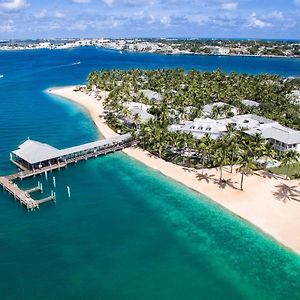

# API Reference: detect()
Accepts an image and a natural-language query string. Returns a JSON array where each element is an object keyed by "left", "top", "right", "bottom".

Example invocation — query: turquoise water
[{"left": 0, "top": 47, "right": 300, "bottom": 299}]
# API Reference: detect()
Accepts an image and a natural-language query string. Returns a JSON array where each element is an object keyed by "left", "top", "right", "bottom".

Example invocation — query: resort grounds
[{"left": 48, "top": 86, "right": 300, "bottom": 255}]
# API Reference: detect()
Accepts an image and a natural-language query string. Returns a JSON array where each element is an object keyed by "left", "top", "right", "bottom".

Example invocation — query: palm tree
[
  {"left": 213, "top": 143, "right": 229, "bottom": 181},
  {"left": 225, "top": 123, "right": 239, "bottom": 173},
  {"left": 133, "top": 113, "right": 141, "bottom": 130},
  {"left": 280, "top": 150, "right": 299, "bottom": 179},
  {"left": 198, "top": 134, "right": 214, "bottom": 175},
  {"left": 250, "top": 133, "right": 266, "bottom": 160},
  {"left": 237, "top": 151, "right": 256, "bottom": 191}
]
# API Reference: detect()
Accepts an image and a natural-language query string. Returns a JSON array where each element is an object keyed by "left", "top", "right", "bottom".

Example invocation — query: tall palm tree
[
  {"left": 237, "top": 151, "right": 256, "bottom": 191},
  {"left": 280, "top": 150, "right": 299, "bottom": 179},
  {"left": 214, "top": 141, "right": 229, "bottom": 181},
  {"left": 198, "top": 134, "right": 214, "bottom": 175}
]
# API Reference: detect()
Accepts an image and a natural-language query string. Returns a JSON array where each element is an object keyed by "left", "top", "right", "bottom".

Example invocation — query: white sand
[{"left": 48, "top": 86, "right": 300, "bottom": 255}]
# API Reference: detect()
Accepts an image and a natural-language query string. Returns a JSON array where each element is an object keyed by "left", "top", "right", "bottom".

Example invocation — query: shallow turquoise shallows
[{"left": 0, "top": 48, "right": 300, "bottom": 300}]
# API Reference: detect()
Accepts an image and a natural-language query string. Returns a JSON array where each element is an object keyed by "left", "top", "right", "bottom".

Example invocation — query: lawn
[{"left": 269, "top": 162, "right": 300, "bottom": 179}]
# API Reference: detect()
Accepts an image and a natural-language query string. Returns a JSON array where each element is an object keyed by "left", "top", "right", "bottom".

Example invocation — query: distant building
[
  {"left": 203, "top": 102, "right": 238, "bottom": 117},
  {"left": 141, "top": 89, "right": 162, "bottom": 103},
  {"left": 242, "top": 99, "right": 260, "bottom": 107},
  {"left": 123, "top": 102, "right": 154, "bottom": 125},
  {"left": 289, "top": 90, "right": 300, "bottom": 105},
  {"left": 123, "top": 101, "right": 151, "bottom": 112}
]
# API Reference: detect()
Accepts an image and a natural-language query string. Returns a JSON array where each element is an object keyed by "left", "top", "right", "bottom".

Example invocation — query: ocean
[{"left": 0, "top": 47, "right": 300, "bottom": 300}]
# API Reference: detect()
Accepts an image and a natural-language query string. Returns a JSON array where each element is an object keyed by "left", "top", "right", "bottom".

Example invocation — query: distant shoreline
[
  {"left": 1, "top": 45, "right": 299, "bottom": 60},
  {"left": 47, "top": 85, "right": 300, "bottom": 255}
]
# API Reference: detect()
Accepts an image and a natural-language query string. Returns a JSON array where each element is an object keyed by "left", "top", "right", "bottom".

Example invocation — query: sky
[{"left": 0, "top": 0, "right": 299, "bottom": 39}]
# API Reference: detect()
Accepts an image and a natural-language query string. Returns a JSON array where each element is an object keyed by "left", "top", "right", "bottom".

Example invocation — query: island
[{"left": 48, "top": 68, "right": 300, "bottom": 254}]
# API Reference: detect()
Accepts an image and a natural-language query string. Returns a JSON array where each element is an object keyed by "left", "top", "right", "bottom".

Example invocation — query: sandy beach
[{"left": 48, "top": 86, "right": 300, "bottom": 255}]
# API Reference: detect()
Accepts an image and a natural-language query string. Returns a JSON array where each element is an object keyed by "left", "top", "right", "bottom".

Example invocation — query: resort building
[
  {"left": 242, "top": 99, "right": 260, "bottom": 107},
  {"left": 141, "top": 89, "right": 163, "bottom": 103},
  {"left": 169, "top": 114, "right": 300, "bottom": 152},
  {"left": 169, "top": 118, "right": 227, "bottom": 140},
  {"left": 124, "top": 101, "right": 151, "bottom": 112},
  {"left": 124, "top": 107, "right": 154, "bottom": 126},
  {"left": 123, "top": 102, "right": 154, "bottom": 125},
  {"left": 289, "top": 90, "right": 300, "bottom": 105},
  {"left": 203, "top": 102, "right": 238, "bottom": 117}
]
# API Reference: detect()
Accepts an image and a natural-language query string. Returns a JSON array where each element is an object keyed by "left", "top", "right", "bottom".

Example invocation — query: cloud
[
  {"left": 68, "top": 21, "right": 89, "bottom": 31},
  {"left": 160, "top": 15, "right": 171, "bottom": 26},
  {"left": 269, "top": 11, "right": 283, "bottom": 20},
  {"left": 54, "top": 11, "right": 66, "bottom": 18},
  {"left": 103, "top": 0, "right": 114, "bottom": 6},
  {"left": 0, "top": 19, "right": 14, "bottom": 32},
  {"left": 0, "top": 0, "right": 28, "bottom": 11},
  {"left": 147, "top": 14, "right": 155, "bottom": 24},
  {"left": 72, "top": 0, "right": 91, "bottom": 3},
  {"left": 221, "top": 2, "right": 238, "bottom": 11},
  {"left": 294, "top": 0, "right": 300, "bottom": 5},
  {"left": 33, "top": 9, "right": 47, "bottom": 19},
  {"left": 249, "top": 12, "right": 271, "bottom": 28}
]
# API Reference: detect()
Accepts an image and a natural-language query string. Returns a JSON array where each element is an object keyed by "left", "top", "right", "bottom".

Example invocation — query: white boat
[{"left": 0, "top": 75, "right": 4, "bottom": 78}]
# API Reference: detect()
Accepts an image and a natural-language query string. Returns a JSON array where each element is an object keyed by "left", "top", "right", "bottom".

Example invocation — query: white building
[
  {"left": 289, "top": 90, "right": 300, "bottom": 105},
  {"left": 169, "top": 114, "right": 300, "bottom": 152},
  {"left": 242, "top": 99, "right": 260, "bottom": 107},
  {"left": 169, "top": 118, "right": 227, "bottom": 140},
  {"left": 203, "top": 102, "right": 238, "bottom": 117},
  {"left": 141, "top": 89, "right": 163, "bottom": 103},
  {"left": 123, "top": 102, "right": 153, "bottom": 125},
  {"left": 123, "top": 101, "right": 151, "bottom": 112}
]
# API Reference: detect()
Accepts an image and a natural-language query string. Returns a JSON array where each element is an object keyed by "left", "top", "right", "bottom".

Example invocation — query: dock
[
  {"left": 1, "top": 134, "right": 132, "bottom": 210},
  {"left": 0, "top": 177, "right": 55, "bottom": 210}
]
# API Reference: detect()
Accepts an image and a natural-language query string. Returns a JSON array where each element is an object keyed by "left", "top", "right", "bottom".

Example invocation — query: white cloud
[
  {"left": 33, "top": 9, "right": 47, "bottom": 19},
  {"left": 269, "top": 11, "right": 283, "bottom": 20},
  {"left": 160, "top": 15, "right": 171, "bottom": 26},
  {"left": 221, "top": 2, "right": 238, "bottom": 11},
  {"left": 187, "top": 13, "right": 208, "bottom": 26},
  {"left": 103, "top": 0, "right": 114, "bottom": 6},
  {"left": 0, "top": 0, "right": 28, "bottom": 11},
  {"left": 0, "top": 19, "right": 14, "bottom": 32},
  {"left": 72, "top": 0, "right": 91, "bottom": 3},
  {"left": 249, "top": 12, "right": 271, "bottom": 28},
  {"left": 148, "top": 14, "right": 155, "bottom": 24},
  {"left": 68, "top": 21, "right": 88, "bottom": 31},
  {"left": 54, "top": 11, "right": 66, "bottom": 18}
]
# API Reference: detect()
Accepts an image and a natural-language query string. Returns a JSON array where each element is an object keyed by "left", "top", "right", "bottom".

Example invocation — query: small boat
[
  {"left": 0, "top": 75, "right": 4, "bottom": 78},
  {"left": 119, "top": 51, "right": 123, "bottom": 54},
  {"left": 72, "top": 61, "right": 81, "bottom": 65}
]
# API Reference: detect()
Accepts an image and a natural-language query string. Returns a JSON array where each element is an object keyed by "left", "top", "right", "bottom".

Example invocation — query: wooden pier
[
  {"left": 0, "top": 177, "right": 55, "bottom": 210},
  {"left": 0, "top": 134, "right": 132, "bottom": 210}
]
